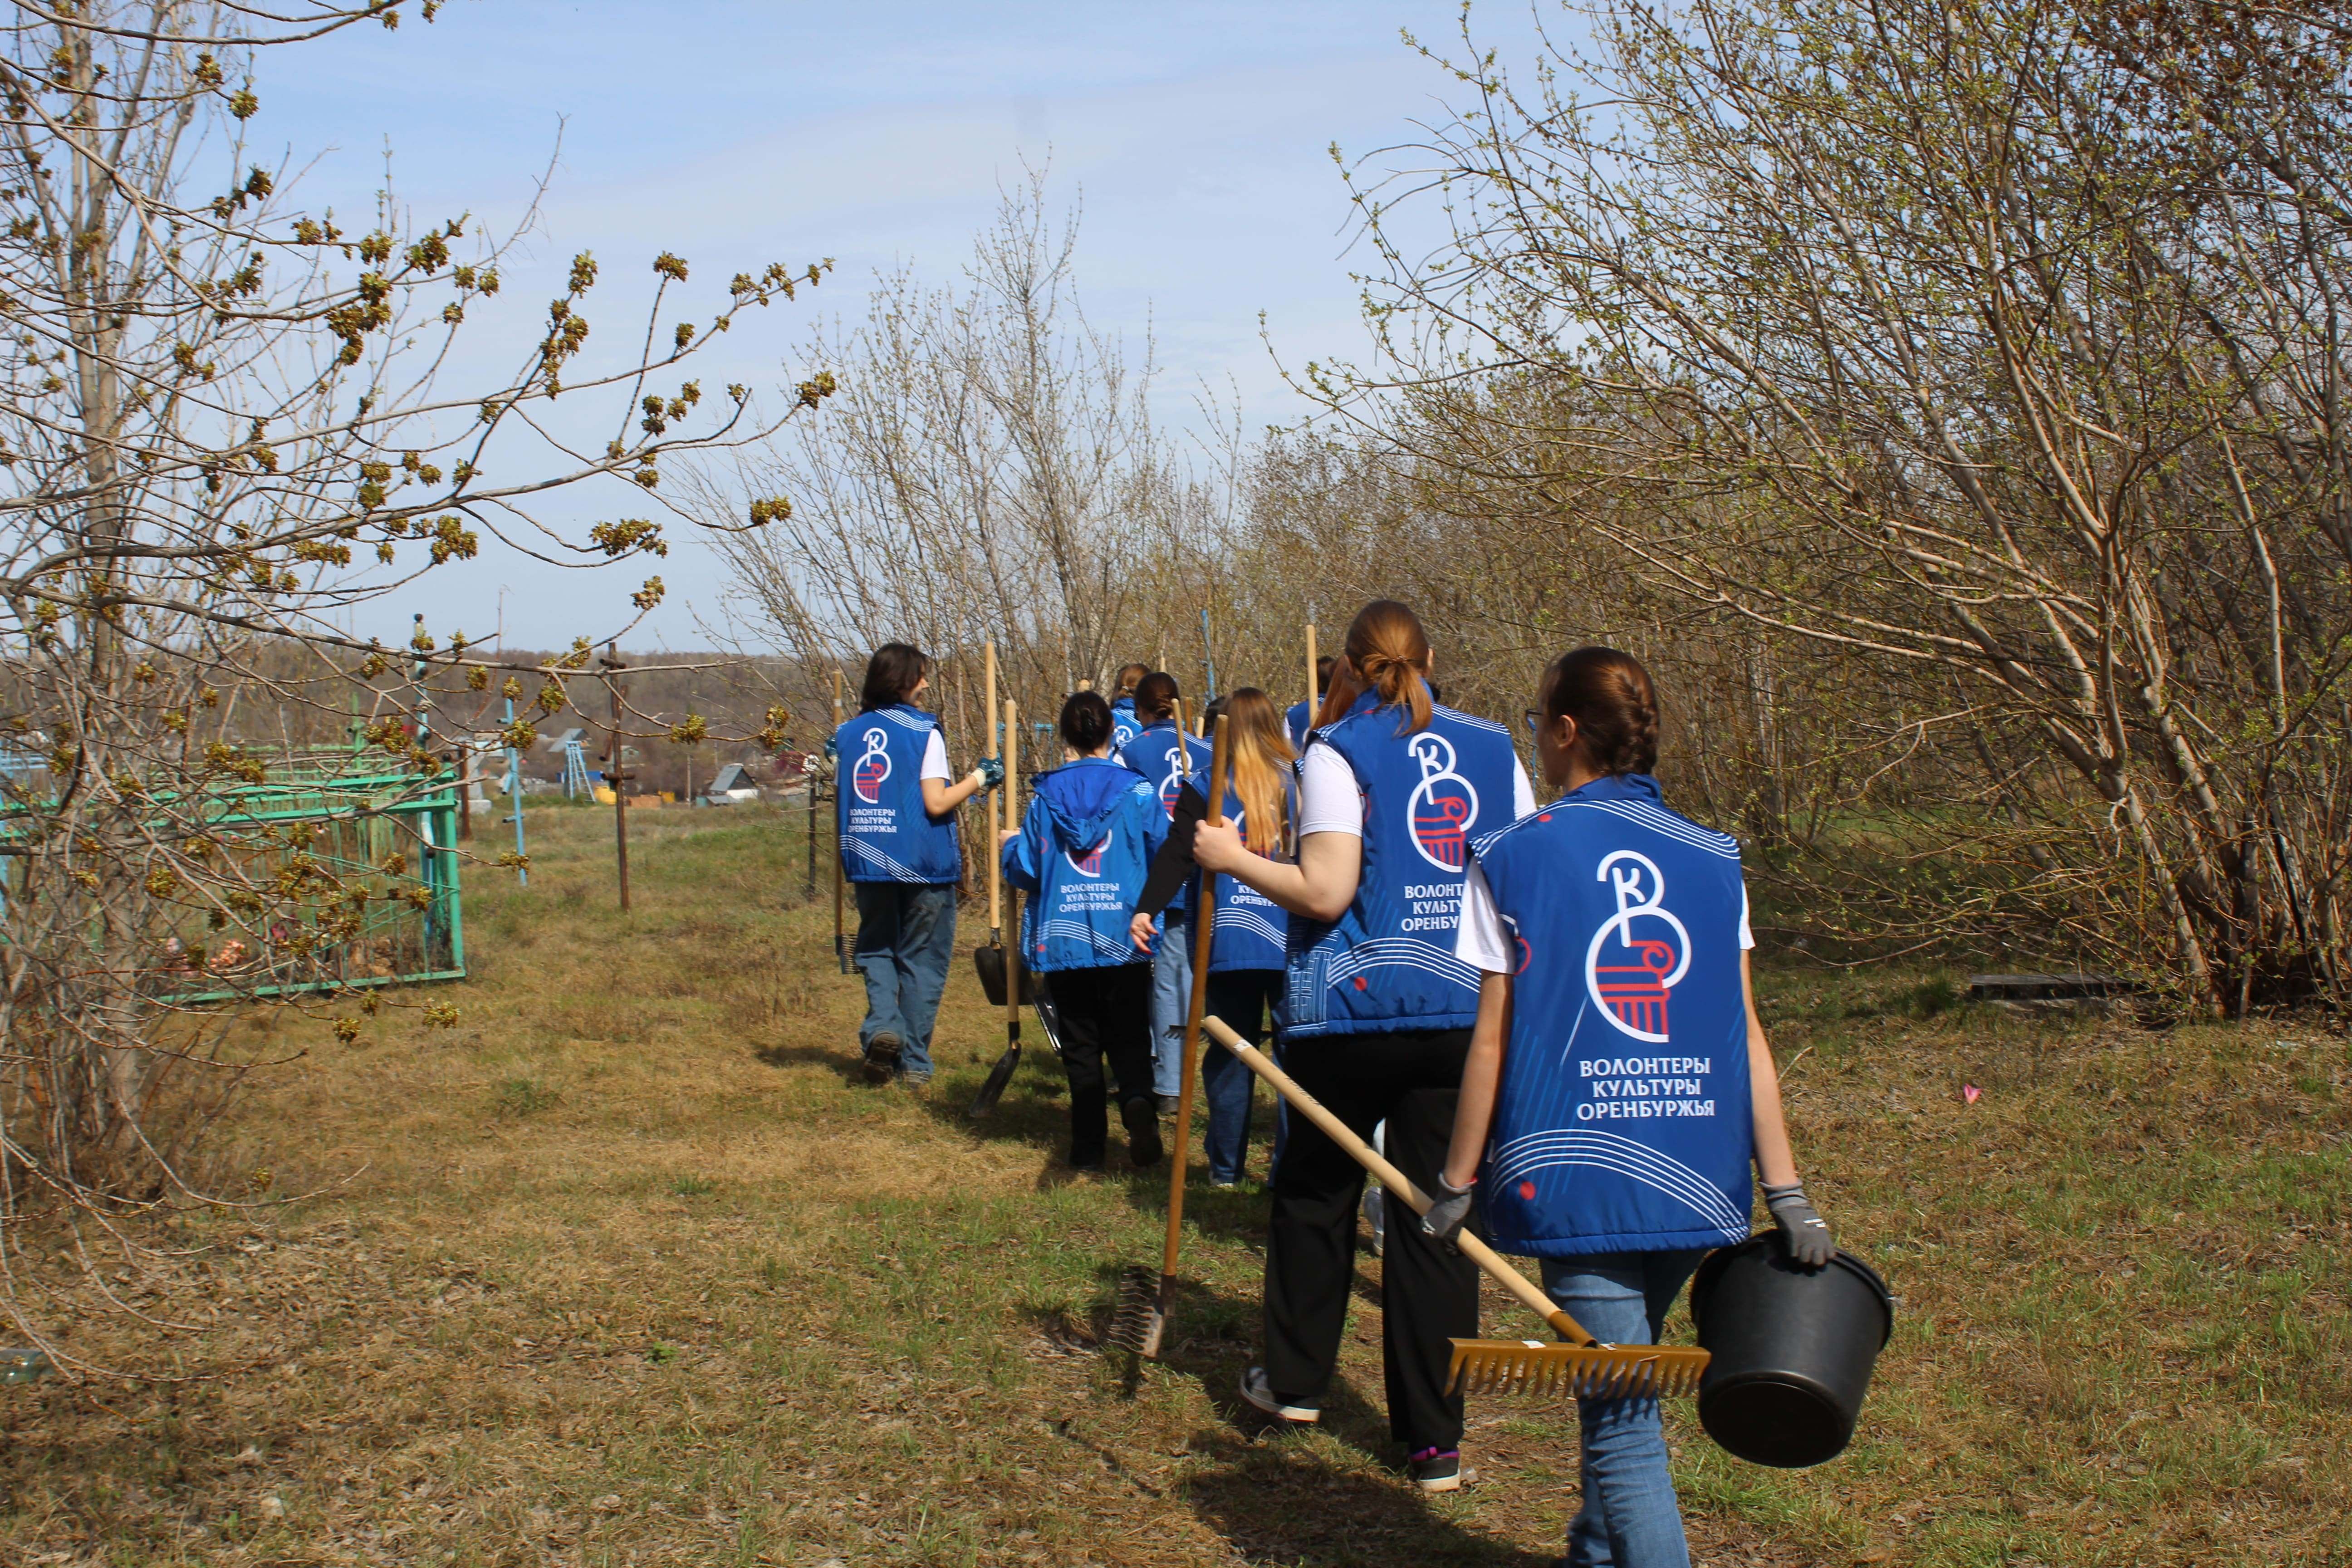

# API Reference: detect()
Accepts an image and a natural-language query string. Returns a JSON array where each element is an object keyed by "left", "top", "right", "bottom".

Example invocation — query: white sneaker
[{"left": 1238, "top": 1366, "right": 1320, "bottom": 1425}]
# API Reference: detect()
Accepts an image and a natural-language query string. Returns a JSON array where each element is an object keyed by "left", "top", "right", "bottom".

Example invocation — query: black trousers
[
  {"left": 1264, "top": 1027, "right": 1481, "bottom": 1452},
  {"left": 1044, "top": 963, "right": 1154, "bottom": 1167}
]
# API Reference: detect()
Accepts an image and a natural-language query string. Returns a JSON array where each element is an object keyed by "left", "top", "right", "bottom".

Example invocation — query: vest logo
[
  {"left": 1157, "top": 740, "right": 1187, "bottom": 818},
  {"left": 1583, "top": 850, "right": 1692, "bottom": 1044},
  {"left": 1406, "top": 732, "right": 1480, "bottom": 871},
  {"left": 1065, "top": 839, "right": 1107, "bottom": 877},
  {"left": 852, "top": 728, "right": 892, "bottom": 805}
]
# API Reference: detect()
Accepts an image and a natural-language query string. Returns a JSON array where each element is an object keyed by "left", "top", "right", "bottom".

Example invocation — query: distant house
[
  {"left": 704, "top": 763, "right": 764, "bottom": 804},
  {"left": 539, "top": 726, "right": 587, "bottom": 754}
]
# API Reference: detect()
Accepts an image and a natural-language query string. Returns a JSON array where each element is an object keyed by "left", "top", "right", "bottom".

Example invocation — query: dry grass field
[{"left": 0, "top": 803, "right": 2344, "bottom": 1566}]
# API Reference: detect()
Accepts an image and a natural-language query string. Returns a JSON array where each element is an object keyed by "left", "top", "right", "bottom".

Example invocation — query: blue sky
[{"left": 265, "top": 0, "right": 1520, "bottom": 650}]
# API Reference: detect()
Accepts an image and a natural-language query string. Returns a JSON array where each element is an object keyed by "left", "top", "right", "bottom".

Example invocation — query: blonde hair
[
  {"left": 1332, "top": 600, "right": 1433, "bottom": 735},
  {"left": 1218, "top": 689, "right": 1295, "bottom": 854}
]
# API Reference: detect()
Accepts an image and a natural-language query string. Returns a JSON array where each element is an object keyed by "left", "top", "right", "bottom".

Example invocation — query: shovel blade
[
  {"left": 1446, "top": 1337, "right": 1710, "bottom": 1401},
  {"left": 967, "top": 1044, "right": 1021, "bottom": 1118}
]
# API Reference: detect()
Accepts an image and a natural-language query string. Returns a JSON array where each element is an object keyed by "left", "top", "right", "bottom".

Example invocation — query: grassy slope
[{"left": 0, "top": 804, "right": 2343, "bottom": 1567}]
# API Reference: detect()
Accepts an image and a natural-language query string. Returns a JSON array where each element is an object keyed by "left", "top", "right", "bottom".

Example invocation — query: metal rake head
[
  {"left": 1105, "top": 1263, "right": 1166, "bottom": 1358},
  {"left": 1446, "top": 1338, "right": 1710, "bottom": 1400}
]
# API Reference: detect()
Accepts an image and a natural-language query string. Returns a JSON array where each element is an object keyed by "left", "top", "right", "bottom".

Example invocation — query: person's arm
[
  {"left": 1744, "top": 950, "right": 1835, "bottom": 1264},
  {"left": 1744, "top": 951, "right": 1798, "bottom": 1186},
  {"left": 922, "top": 767, "right": 990, "bottom": 818},
  {"left": 1445, "top": 971, "right": 1511, "bottom": 1187},
  {"left": 1000, "top": 807, "right": 1042, "bottom": 894},
  {"left": 1135, "top": 783, "right": 1209, "bottom": 917},
  {"left": 1192, "top": 825, "right": 1360, "bottom": 921}
]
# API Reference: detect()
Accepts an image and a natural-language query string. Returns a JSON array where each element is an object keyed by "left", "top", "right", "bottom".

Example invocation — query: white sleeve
[
  {"left": 1511, "top": 755, "right": 1537, "bottom": 819},
  {"left": 1296, "top": 741, "right": 1366, "bottom": 838},
  {"left": 920, "top": 729, "right": 951, "bottom": 783},
  {"left": 1455, "top": 860, "right": 1514, "bottom": 974},
  {"left": 1739, "top": 883, "right": 1754, "bottom": 950}
]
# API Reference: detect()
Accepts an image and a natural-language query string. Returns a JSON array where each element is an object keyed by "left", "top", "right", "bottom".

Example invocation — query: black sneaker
[
  {"left": 1408, "top": 1446, "right": 1461, "bottom": 1492},
  {"left": 861, "top": 1032, "right": 902, "bottom": 1085},
  {"left": 1122, "top": 1098, "right": 1164, "bottom": 1167},
  {"left": 1237, "top": 1366, "right": 1319, "bottom": 1425},
  {"left": 1156, "top": 1093, "right": 1182, "bottom": 1118}
]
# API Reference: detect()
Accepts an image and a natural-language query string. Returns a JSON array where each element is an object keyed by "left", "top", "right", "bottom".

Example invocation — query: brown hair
[
  {"left": 1544, "top": 646, "right": 1659, "bottom": 775},
  {"left": 1114, "top": 662, "right": 1149, "bottom": 696},
  {"left": 1059, "top": 690, "right": 1114, "bottom": 753},
  {"left": 860, "top": 642, "right": 929, "bottom": 711},
  {"left": 1333, "top": 600, "right": 1433, "bottom": 735},
  {"left": 1134, "top": 670, "right": 1180, "bottom": 722},
  {"left": 1218, "top": 689, "right": 1295, "bottom": 854}
]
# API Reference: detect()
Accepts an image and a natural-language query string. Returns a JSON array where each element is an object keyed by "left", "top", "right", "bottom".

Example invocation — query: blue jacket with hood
[
  {"left": 1110, "top": 696, "right": 1143, "bottom": 751},
  {"left": 1003, "top": 757, "right": 1169, "bottom": 972}
]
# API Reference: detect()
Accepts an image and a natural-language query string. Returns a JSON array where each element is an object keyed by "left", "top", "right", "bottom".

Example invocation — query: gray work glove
[
  {"left": 975, "top": 755, "right": 1004, "bottom": 790},
  {"left": 1419, "top": 1173, "right": 1477, "bottom": 1250},
  {"left": 1763, "top": 1181, "right": 1835, "bottom": 1268}
]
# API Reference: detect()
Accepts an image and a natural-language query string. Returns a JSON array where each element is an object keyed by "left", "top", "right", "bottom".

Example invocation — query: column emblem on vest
[
  {"left": 1157, "top": 743, "right": 1186, "bottom": 817},
  {"left": 1406, "top": 732, "right": 1479, "bottom": 871},
  {"left": 1584, "top": 850, "right": 1692, "bottom": 1044},
  {"left": 852, "top": 728, "right": 892, "bottom": 804},
  {"left": 1065, "top": 838, "right": 1106, "bottom": 877}
]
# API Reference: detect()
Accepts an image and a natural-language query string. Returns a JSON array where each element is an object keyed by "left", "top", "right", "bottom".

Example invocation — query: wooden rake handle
[{"left": 1200, "top": 1015, "right": 1604, "bottom": 1348}]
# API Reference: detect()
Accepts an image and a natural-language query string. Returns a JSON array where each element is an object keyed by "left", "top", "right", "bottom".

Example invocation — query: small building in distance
[{"left": 703, "top": 762, "right": 764, "bottom": 805}]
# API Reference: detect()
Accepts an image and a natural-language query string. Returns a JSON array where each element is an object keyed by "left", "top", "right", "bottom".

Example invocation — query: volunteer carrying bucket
[{"left": 1688, "top": 1238, "right": 1892, "bottom": 1467}]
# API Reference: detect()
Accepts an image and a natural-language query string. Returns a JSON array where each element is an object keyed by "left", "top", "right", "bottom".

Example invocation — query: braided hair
[{"left": 1543, "top": 646, "right": 1659, "bottom": 775}]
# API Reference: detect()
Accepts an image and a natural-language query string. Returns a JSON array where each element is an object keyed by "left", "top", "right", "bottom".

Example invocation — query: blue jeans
[
  {"left": 1148, "top": 906, "right": 1192, "bottom": 1099},
  {"left": 1539, "top": 1250, "right": 1706, "bottom": 1568},
  {"left": 1201, "top": 969, "right": 1281, "bottom": 1183},
  {"left": 851, "top": 881, "right": 957, "bottom": 1079}
]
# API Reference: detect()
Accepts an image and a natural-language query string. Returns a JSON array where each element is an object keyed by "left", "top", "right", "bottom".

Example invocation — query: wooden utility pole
[{"left": 603, "top": 642, "right": 631, "bottom": 912}]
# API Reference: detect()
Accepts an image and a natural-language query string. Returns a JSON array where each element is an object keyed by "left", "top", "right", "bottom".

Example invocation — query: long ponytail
[
  {"left": 1340, "top": 599, "right": 1433, "bottom": 735},
  {"left": 1219, "top": 689, "right": 1295, "bottom": 854}
]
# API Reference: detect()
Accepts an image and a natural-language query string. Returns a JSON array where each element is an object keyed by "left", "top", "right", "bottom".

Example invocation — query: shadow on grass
[
  {"left": 750, "top": 1041, "right": 864, "bottom": 1085},
  {"left": 1182, "top": 1440, "right": 1554, "bottom": 1567}
]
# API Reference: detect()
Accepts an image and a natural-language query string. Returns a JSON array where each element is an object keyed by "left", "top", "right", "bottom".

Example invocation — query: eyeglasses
[{"left": 1522, "top": 710, "right": 1543, "bottom": 736}]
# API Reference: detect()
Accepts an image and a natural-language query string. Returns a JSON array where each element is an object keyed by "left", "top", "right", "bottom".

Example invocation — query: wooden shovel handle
[
  {"left": 1200, "top": 1015, "right": 1600, "bottom": 1347},
  {"left": 1161, "top": 715, "right": 1231, "bottom": 1278}
]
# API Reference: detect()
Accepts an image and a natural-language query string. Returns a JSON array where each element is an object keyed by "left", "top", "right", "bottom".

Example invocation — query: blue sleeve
[
  {"left": 1138, "top": 784, "right": 1172, "bottom": 862},
  {"left": 1002, "top": 799, "right": 1046, "bottom": 893}
]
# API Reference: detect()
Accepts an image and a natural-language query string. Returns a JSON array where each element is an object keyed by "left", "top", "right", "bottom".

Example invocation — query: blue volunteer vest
[
  {"left": 1005, "top": 761, "right": 1163, "bottom": 972},
  {"left": 834, "top": 705, "right": 961, "bottom": 885},
  {"left": 1285, "top": 698, "right": 1314, "bottom": 752},
  {"left": 1117, "top": 720, "right": 1213, "bottom": 912},
  {"left": 1283, "top": 691, "right": 1520, "bottom": 1037},
  {"left": 1189, "top": 768, "right": 1294, "bottom": 973},
  {"left": 1471, "top": 773, "right": 1754, "bottom": 1256},
  {"left": 1111, "top": 697, "right": 1143, "bottom": 751}
]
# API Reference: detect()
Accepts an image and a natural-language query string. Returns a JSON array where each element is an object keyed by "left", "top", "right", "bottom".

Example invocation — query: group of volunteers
[{"left": 829, "top": 601, "right": 1836, "bottom": 1568}]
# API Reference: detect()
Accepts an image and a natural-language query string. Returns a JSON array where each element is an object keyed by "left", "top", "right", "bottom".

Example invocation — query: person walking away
[
  {"left": 1286, "top": 654, "right": 1335, "bottom": 751},
  {"left": 1003, "top": 691, "right": 1172, "bottom": 1171},
  {"left": 1131, "top": 687, "right": 1295, "bottom": 1187},
  {"left": 1110, "top": 662, "right": 1150, "bottom": 751},
  {"left": 834, "top": 643, "right": 997, "bottom": 1086},
  {"left": 1113, "top": 671, "right": 1213, "bottom": 1114},
  {"left": 1192, "top": 601, "right": 1535, "bottom": 1492},
  {"left": 1422, "top": 646, "right": 1835, "bottom": 1568}
]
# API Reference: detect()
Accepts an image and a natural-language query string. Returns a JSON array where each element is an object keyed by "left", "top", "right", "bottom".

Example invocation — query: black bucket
[
  {"left": 973, "top": 941, "right": 1037, "bottom": 1007},
  {"left": 1688, "top": 1238, "right": 1892, "bottom": 1468}
]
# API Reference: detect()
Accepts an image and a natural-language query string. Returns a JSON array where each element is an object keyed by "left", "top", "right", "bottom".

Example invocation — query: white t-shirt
[
  {"left": 1295, "top": 739, "right": 1538, "bottom": 838},
  {"left": 920, "top": 730, "right": 951, "bottom": 783},
  {"left": 1455, "top": 859, "right": 1754, "bottom": 973}
]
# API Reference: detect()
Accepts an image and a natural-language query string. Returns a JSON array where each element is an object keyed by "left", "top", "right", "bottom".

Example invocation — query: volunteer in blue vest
[
  {"left": 1285, "top": 654, "right": 1334, "bottom": 752},
  {"left": 1191, "top": 601, "right": 1535, "bottom": 1494},
  {"left": 1113, "top": 671, "right": 1214, "bottom": 1115},
  {"left": 1002, "top": 690, "right": 1172, "bottom": 1171},
  {"left": 1130, "top": 687, "right": 1296, "bottom": 1188},
  {"left": 1422, "top": 646, "right": 1834, "bottom": 1568},
  {"left": 1109, "top": 663, "right": 1150, "bottom": 752},
  {"left": 833, "top": 642, "right": 1000, "bottom": 1087}
]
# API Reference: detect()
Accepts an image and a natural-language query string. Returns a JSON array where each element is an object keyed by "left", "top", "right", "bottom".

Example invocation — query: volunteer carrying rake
[
  {"left": 1422, "top": 646, "right": 1833, "bottom": 1568},
  {"left": 1191, "top": 600, "right": 1534, "bottom": 1493}
]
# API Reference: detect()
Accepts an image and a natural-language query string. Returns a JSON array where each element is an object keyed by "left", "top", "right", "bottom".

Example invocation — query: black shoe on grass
[
  {"left": 1237, "top": 1366, "right": 1319, "bottom": 1425},
  {"left": 1408, "top": 1447, "right": 1462, "bottom": 1492},
  {"left": 861, "top": 1032, "right": 902, "bottom": 1085},
  {"left": 1122, "top": 1097, "right": 1164, "bottom": 1167}
]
